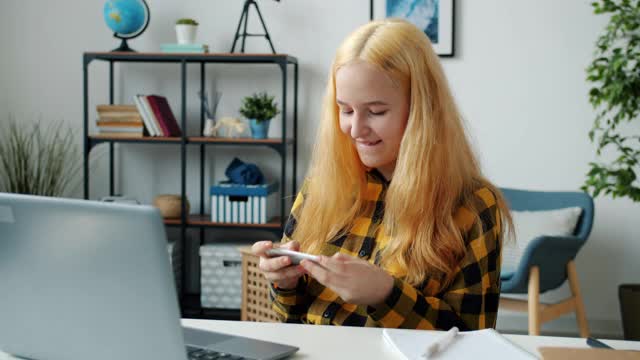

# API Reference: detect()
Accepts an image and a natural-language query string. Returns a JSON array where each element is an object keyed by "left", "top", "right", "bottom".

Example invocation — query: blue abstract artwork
[{"left": 386, "top": 0, "right": 439, "bottom": 43}]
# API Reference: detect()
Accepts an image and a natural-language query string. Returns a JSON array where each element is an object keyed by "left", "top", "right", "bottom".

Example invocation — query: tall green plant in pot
[
  {"left": 0, "top": 117, "right": 81, "bottom": 197},
  {"left": 239, "top": 92, "right": 280, "bottom": 139},
  {"left": 583, "top": 0, "right": 640, "bottom": 341},
  {"left": 583, "top": 0, "right": 640, "bottom": 201}
]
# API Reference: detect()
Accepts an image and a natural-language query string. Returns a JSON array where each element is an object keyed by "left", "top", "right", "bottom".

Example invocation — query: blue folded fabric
[{"left": 225, "top": 157, "right": 265, "bottom": 185}]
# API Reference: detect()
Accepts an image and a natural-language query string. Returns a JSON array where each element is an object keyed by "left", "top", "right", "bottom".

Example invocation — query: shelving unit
[{"left": 82, "top": 52, "right": 298, "bottom": 320}]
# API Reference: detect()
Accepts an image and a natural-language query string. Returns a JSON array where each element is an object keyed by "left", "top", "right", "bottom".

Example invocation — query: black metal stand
[
  {"left": 230, "top": 0, "right": 277, "bottom": 54},
  {"left": 112, "top": 38, "right": 134, "bottom": 52}
]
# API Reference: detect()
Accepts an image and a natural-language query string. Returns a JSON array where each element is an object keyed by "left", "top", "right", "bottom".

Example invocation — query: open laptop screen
[{"left": 0, "top": 193, "right": 187, "bottom": 360}]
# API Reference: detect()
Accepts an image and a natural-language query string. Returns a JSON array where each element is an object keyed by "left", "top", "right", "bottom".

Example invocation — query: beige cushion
[{"left": 502, "top": 207, "right": 582, "bottom": 273}]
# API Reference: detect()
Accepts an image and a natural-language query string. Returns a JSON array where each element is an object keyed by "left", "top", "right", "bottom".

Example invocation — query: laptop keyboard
[{"left": 187, "top": 346, "right": 247, "bottom": 360}]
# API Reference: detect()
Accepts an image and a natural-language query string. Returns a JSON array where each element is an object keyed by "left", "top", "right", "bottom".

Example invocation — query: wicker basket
[{"left": 239, "top": 247, "right": 279, "bottom": 322}]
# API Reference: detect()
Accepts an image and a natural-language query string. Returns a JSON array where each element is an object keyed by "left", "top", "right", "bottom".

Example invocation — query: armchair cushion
[{"left": 502, "top": 207, "right": 583, "bottom": 274}]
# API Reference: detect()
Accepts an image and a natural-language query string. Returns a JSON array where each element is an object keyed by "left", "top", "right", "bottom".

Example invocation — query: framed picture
[{"left": 370, "top": 0, "right": 455, "bottom": 57}]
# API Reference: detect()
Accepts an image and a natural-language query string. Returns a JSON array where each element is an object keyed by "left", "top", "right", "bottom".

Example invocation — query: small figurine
[{"left": 211, "top": 117, "right": 250, "bottom": 138}]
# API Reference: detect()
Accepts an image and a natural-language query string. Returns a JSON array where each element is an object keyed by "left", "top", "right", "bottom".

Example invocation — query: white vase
[{"left": 175, "top": 25, "right": 197, "bottom": 44}]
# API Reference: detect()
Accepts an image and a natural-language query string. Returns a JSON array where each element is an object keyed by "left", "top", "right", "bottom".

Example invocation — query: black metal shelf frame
[{"left": 82, "top": 52, "right": 299, "bottom": 318}]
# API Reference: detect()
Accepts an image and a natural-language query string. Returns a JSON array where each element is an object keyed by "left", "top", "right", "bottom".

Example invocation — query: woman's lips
[{"left": 357, "top": 140, "right": 382, "bottom": 148}]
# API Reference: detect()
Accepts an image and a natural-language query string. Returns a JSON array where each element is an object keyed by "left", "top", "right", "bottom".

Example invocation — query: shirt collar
[{"left": 367, "top": 168, "right": 391, "bottom": 186}]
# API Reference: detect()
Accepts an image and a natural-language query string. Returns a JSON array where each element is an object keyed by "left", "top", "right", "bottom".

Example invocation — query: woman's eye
[
  {"left": 369, "top": 110, "right": 388, "bottom": 116},
  {"left": 340, "top": 109, "right": 354, "bottom": 115}
]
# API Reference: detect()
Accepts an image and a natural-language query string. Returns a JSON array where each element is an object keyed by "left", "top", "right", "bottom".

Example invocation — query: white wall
[
  {"left": 0, "top": 3, "right": 8, "bottom": 116},
  {"left": 454, "top": 1, "right": 637, "bottom": 337},
  {"left": 1, "top": 0, "right": 637, "bottom": 338}
]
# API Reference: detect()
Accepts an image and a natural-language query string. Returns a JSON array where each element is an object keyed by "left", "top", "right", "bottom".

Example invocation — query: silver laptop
[{"left": 0, "top": 193, "right": 298, "bottom": 360}]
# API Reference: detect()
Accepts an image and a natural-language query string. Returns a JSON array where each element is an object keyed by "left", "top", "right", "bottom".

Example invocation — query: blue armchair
[{"left": 498, "top": 188, "right": 594, "bottom": 337}]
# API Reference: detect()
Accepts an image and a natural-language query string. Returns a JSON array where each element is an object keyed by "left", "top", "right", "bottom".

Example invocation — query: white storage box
[
  {"left": 200, "top": 244, "right": 242, "bottom": 309},
  {"left": 210, "top": 182, "right": 278, "bottom": 224},
  {"left": 167, "top": 240, "right": 182, "bottom": 295}
]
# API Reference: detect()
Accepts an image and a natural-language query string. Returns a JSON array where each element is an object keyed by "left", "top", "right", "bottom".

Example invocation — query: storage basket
[
  {"left": 210, "top": 182, "right": 278, "bottom": 224},
  {"left": 239, "top": 247, "right": 279, "bottom": 322},
  {"left": 200, "top": 244, "right": 243, "bottom": 309}
]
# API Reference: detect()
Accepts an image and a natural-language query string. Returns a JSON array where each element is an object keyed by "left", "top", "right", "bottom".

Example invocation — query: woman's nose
[{"left": 350, "top": 111, "right": 370, "bottom": 139}]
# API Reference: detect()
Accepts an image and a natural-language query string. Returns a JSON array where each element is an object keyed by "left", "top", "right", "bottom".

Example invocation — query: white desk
[
  {"left": 1, "top": 319, "right": 639, "bottom": 359},
  {"left": 182, "top": 319, "right": 640, "bottom": 359}
]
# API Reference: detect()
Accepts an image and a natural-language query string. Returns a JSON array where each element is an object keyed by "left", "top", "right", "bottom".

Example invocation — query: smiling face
[{"left": 336, "top": 61, "right": 410, "bottom": 180}]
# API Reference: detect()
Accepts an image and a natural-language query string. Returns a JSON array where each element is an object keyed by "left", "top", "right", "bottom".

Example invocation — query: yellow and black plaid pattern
[{"left": 270, "top": 170, "right": 503, "bottom": 330}]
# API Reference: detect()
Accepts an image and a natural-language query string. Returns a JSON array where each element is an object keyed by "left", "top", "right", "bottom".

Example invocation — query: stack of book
[
  {"left": 96, "top": 105, "right": 145, "bottom": 137},
  {"left": 160, "top": 43, "right": 209, "bottom": 53},
  {"left": 133, "top": 94, "right": 183, "bottom": 137}
]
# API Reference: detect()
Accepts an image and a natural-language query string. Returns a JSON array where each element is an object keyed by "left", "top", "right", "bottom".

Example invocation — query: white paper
[{"left": 382, "top": 328, "right": 536, "bottom": 360}]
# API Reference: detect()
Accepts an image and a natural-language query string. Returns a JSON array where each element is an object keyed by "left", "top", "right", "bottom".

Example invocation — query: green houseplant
[
  {"left": 583, "top": 0, "right": 640, "bottom": 201},
  {"left": 175, "top": 18, "right": 198, "bottom": 44},
  {"left": 175, "top": 18, "right": 198, "bottom": 26},
  {"left": 583, "top": 0, "right": 640, "bottom": 342},
  {"left": 0, "top": 117, "right": 81, "bottom": 197},
  {"left": 239, "top": 92, "right": 280, "bottom": 139}
]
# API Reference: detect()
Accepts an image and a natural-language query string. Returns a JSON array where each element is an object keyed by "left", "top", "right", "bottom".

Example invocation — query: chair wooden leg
[
  {"left": 567, "top": 260, "right": 590, "bottom": 337},
  {"left": 528, "top": 266, "right": 541, "bottom": 335}
]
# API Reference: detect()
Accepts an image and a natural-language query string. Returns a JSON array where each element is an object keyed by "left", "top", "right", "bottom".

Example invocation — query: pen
[
  {"left": 422, "top": 326, "right": 459, "bottom": 358},
  {"left": 587, "top": 337, "right": 613, "bottom": 349}
]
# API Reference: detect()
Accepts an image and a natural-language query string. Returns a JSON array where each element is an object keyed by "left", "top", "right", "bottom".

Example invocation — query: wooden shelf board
[
  {"left": 89, "top": 135, "right": 293, "bottom": 146},
  {"left": 189, "top": 137, "right": 291, "bottom": 145},
  {"left": 164, "top": 215, "right": 282, "bottom": 229},
  {"left": 90, "top": 135, "right": 181, "bottom": 142},
  {"left": 84, "top": 52, "right": 298, "bottom": 64}
]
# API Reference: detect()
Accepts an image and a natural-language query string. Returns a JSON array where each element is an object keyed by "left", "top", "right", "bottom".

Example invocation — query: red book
[
  {"left": 146, "top": 95, "right": 183, "bottom": 137},
  {"left": 142, "top": 95, "right": 169, "bottom": 136}
]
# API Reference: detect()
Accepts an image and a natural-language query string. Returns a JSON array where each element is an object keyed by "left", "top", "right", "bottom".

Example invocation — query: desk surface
[
  {"left": 1, "top": 319, "right": 638, "bottom": 360},
  {"left": 183, "top": 319, "right": 640, "bottom": 359}
]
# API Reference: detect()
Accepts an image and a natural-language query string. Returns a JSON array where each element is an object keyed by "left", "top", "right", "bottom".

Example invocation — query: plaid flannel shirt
[{"left": 270, "top": 169, "right": 503, "bottom": 330}]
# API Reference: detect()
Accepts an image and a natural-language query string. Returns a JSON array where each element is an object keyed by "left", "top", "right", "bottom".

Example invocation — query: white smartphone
[{"left": 265, "top": 248, "right": 320, "bottom": 265}]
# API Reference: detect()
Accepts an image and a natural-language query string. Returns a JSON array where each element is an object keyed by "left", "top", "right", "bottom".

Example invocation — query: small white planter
[{"left": 175, "top": 24, "right": 197, "bottom": 44}]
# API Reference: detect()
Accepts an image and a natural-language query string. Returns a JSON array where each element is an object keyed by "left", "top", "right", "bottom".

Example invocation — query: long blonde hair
[{"left": 295, "top": 19, "right": 513, "bottom": 287}]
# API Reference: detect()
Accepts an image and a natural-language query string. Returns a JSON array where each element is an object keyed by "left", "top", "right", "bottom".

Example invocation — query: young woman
[{"left": 252, "top": 19, "right": 513, "bottom": 330}]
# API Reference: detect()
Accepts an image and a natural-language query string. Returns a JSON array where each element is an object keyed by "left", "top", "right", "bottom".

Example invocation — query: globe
[{"left": 103, "top": 0, "right": 150, "bottom": 52}]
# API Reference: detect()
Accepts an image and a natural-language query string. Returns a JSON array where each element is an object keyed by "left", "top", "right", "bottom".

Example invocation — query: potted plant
[
  {"left": 583, "top": 0, "right": 640, "bottom": 341},
  {"left": 239, "top": 92, "right": 280, "bottom": 139},
  {"left": 175, "top": 18, "right": 198, "bottom": 44},
  {"left": 583, "top": 1, "right": 640, "bottom": 201},
  {"left": 0, "top": 117, "right": 81, "bottom": 196}
]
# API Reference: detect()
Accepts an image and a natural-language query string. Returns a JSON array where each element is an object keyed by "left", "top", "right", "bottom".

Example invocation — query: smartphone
[{"left": 265, "top": 248, "right": 320, "bottom": 265}]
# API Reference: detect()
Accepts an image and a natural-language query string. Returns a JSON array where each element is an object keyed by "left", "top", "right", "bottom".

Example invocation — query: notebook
[{"left": 382, "top": 328, "right": 536, "bottom": 360}]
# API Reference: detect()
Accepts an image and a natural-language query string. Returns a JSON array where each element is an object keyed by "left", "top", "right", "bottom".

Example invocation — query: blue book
[
  {"left": 161, "top": 43, "right": 209, "bottom": 52},
  {"left": 161, "top": 48, "right": 208, "bottom": 53}
]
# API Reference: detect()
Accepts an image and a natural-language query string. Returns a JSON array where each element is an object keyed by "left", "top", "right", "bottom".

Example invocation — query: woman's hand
[
  {"left": 300, "top": 253, "right": 394, "bottom": 306},
  {"left": 252, "top": 240, "right": 306, "bottom": 290}
]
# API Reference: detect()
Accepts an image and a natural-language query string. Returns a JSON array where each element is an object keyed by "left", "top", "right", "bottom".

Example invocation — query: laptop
[{"left": 0, "top": 193, "right": 298, "bottom": 360}]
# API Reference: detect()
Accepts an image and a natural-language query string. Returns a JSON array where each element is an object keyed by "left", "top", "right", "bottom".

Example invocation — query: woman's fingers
[
  {"left": 252, "top": 240, "right": 299, "bottom": 257},
  {"left": 281, "top": 240, "right": 300, "bottom": 252},
  {"left": 251, "top": 240, "right": 273, "bottom": 256},
  {"left": 300, "top": 258, "right": 335, "bottom": 287},
  {"left": 319, "top": 254, "right": 348, "bottom": 274},
  {"left": 332, "top": 252, "right": 354, "bottom": 262},
  {"left": 252, "top": 240, "right": 305, "bottom": 290},
  {"left": 260, "top": 254, "right": 292, "bottom": 272},
  {"left": 263, "top": 265, "right": 305, "bottom": 282}
]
